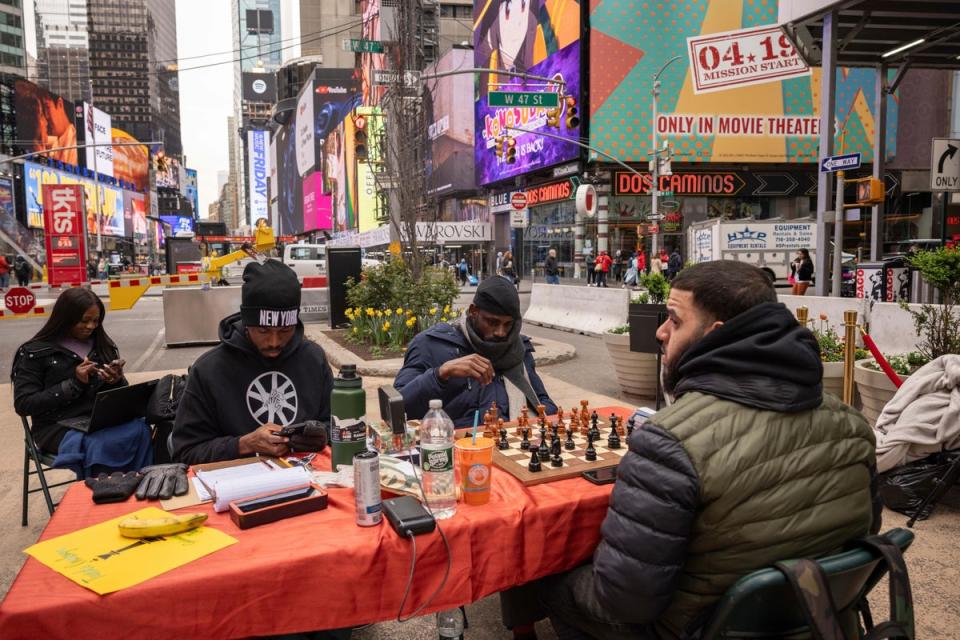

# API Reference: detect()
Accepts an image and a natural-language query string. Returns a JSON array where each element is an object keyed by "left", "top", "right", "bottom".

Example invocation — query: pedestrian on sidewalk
[
  {"left": 501, "top": 250, "right": 518, "bottom": 289},
  {"left": 666, "top": 247, "right": 683, "bottom": 281},
  {"left": 791, "top": 249, "right": 814, "bottom": 296},
  {"left": 496, "top": 251, "right": 503, "bottom": 276},
  {"left": 612, "top": 250, "right": 623, "bottom": 282},
  {"left": 0, "top": 253, "right": 10, "bottom": 288},
  {"left": 651, "top": 250, "right": 663, "bottom": 275},
  {"left": 458, "top": 258, "right": 469, "bottom": 286},
  {"left": 544, "top": 248, "right": 560, "bottom": 284},
  {"left": 97, "top": 256, "right": 108, "bottom": 280},
  {"left": 637, "top": 248, "right": 648, "bottom": 276},
  {"left": 583, "top": 245, "right": 595, "bottom": 286},
  {"left": 595, "top": 250, "right": 612, "bottom": 288},
  {"left": 14, "top": 255, "right": 32, "bottom": 286}
]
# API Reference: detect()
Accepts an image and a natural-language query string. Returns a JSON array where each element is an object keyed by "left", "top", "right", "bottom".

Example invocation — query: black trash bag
[
  {"left": 877, "top": 450, "right": 960, "bottom": 520},
  {"left": 146, "top": 373, "right": 187, "bottom": 424}
]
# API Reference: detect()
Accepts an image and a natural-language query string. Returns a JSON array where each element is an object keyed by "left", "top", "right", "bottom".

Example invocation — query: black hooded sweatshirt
[{"left": 172, "top": 313, "right": 333, "bottom": 465}]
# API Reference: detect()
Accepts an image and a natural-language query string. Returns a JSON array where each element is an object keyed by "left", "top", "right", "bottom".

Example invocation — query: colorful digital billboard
[
  {"left": 427, "top": 48, "right": 475, "bottom": 195},
  {"left": 474, "top": 0, "right": 582, "bottom": 186},
  {"left": 24, "top": 161, "right": 125, "bottom": 236},
  {"left": 14, "top": 79, "right": 79, "bottom": 166},
  {"left": 111, "top": 128, "right": 149, "bottom": 192},
  {"left": 588, "top": 0, "right": 898, "bottom": 163}
]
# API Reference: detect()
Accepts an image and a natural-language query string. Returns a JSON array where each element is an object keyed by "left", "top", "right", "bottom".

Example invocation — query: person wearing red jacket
[{"left": 594, "top": 251, "right": 613, "bottom": 288}]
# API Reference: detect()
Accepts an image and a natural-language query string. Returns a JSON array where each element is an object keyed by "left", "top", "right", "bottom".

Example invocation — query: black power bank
[{"left": 383, "top": 496, "right": 436, "bottom": 536}]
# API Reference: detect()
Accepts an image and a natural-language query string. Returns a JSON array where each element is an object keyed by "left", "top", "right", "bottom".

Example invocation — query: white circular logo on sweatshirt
[{"left": 246, "top": 371, "right": 298, "bottom": 425}]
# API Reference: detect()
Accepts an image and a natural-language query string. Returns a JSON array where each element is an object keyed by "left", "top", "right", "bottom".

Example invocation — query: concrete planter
[
  {"left": 603, "top": 332, "right": 658, "bottom": 399},
  {"left": 855, "top": 360, "right": 909, "bottom": 427},
  {"left": 821, "top": 360, "right": 845, "bottom": 398}
]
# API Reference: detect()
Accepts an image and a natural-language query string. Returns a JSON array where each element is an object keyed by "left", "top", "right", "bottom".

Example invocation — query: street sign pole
[{"left": 832, "top": 170, "right": 845, "bottom": 296}]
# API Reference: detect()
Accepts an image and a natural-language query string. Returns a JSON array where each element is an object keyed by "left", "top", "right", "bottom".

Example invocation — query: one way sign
[
  {"left": 931, "top": 138, "right": 960, "bottom": 191},
  {"left": 820, "top": 153, "right": 861, "bottom": 173}
]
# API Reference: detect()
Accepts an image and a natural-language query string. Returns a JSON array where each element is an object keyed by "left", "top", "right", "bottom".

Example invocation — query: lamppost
[{"left": 650, "top": 55, "right": 682, "bottom": 258}]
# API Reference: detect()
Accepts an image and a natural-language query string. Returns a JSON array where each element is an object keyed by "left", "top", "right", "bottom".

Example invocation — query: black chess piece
[
  {"left": 551, "top": 422, "right": 559, "bottom": 441},
  {"left": 498, "top": 428, "right": 509, "bottom": 450},
  {"left": 627, "top": 416, "right": 635, "bottom": 437},
  {"left": 550, "top": 451, "right": 563, "bottom": 467},
  {"left": 528, "top": 448, "right": 542, "bottom": 472},
  {"left": 607, "top": 428, "right": 621, "bottom": 450},
  {"left": 551, "top": 435, "right": 561, "bottom": 457},
  {"left": 538, "top": 430, "right": 550, "bottom": 459},
  {"left": 520, "top": 428, "right": 531, "bottom": 450},
  {"left": 585, "top": 433, "right": 597, "bottom": 462},
  {"left": 564, "top": 427, "right": 575, "bottom": 451},
  {"left": 590, "top": 411, "right": 601, "bottom": 441}
]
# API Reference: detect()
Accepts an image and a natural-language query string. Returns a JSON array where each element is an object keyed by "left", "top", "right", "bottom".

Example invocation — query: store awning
[{"left": 780, "top": 0, "right": 960, "bottom": 69}]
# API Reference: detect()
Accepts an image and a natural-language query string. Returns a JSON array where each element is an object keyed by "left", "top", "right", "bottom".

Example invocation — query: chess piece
[
  {"left": 536, "top": 403, "right": 546, "bottom": 420},
  {"left": 517, "top": 406, "right": 529, "bottom": 435},
  {"left": 580, "top": 418, "right": 590, "bottom": 437},
  {"left": 528, "top": 448, "right": 542, "bottom": 472},
  {"left": 616, "top": 416, "right": 626, "bottom": 437},
  {"left": 609, "top": 414, "right": 620, "bottom": 436},
  {"left": 551, "top": 453, "right": 563, "bottom": 468},
  {"left": 498, "top": 428, "right": 509, "bottom": 450},
  {"left": 590, "top": 411, "right": 600, "bottom": 440},
  {"left": 565, "top": 428, "right": 575, "bottom": 451},
  {"left": 569, "top": 406, "right": 578, "bottom": 426},
  {"left": 627, "top": 416, "right": 635, "bottom": 437},
  {"left": 607, "top": 428, "right": 621, "bottom": 450},
  {"left": 490, "top": 401, "right": 499, "bottom": 420},
  {"left": 585, "top": 433, "right": 597, "bottom": 462},
  {"left": 551, "top": 422, "right": 559, "bottom": 442},
  {"left": 538, "top": 427, "right": 549, "bottom": 460},
  {"left": 521, "top": 428, "right": 531, "bottom": 450}
]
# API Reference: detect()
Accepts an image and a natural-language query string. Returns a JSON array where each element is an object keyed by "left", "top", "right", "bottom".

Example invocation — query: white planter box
[{"left": 603, "top": 332, "right": 658, "bottom": 399}]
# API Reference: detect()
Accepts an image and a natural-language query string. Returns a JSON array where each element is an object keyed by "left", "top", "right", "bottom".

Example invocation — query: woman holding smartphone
[{"left": 12, "top": 288, "right": 152, "bottom": 477}]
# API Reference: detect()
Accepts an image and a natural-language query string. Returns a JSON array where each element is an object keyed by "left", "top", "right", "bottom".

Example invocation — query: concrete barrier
[{"left": 524, "top": 283, "right": 629, "bottom": 336}]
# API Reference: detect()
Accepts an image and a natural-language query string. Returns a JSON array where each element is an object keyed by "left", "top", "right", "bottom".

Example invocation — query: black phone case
[
  {"left": 383, "top": 496, "right": 436, "bottom": 536},
  {"left": 582, "top": 468, "right": 618, "bottom": 485}
]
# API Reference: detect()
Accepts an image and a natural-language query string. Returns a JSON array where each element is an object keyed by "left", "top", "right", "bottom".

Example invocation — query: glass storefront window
[{"left": 518, "top": 199, "right": 576, "bottom": 276}]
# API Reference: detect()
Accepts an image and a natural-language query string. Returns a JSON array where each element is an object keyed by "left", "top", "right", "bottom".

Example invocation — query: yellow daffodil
[
  {"left": 352, "top": 327, "right": 358, "bottom": 333},
  {"left": 405, "top": 317, "right": 416, "bottom": 328},
  {"left": 396, "top": 307, "right": 403, "bottom": 315},
  {"left": 430, "top": 307, "right": 438, "bottom": 315},
  {"left": 441, "top": 316, "right": 448, "bottom": 323},
  {"left": 385, "top": 308, "right": 393, "bottom": 317},
  {"left": 366, "top": 308, "right": 375, "bottom": 317},
  {"left": 406, "top": 309, "right": 414, "bottom": 316},
  {"left": 383, "top": 321, "right": 391, "bottom": 331},
  {"left": 443, "top": 305, "right": 451, "bottom": 314},
  {"left": 376, "top": 310, "right": 383, "bottom": 317}
]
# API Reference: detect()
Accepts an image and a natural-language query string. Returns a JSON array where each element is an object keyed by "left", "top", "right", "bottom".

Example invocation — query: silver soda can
[{"left": 353, "top": 450, "right": 382, "bottom": 526}]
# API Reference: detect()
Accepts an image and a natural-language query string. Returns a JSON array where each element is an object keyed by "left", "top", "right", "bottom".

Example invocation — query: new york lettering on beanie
[{"left": 240, "top": 259, "right": 301, "bottom": 327}]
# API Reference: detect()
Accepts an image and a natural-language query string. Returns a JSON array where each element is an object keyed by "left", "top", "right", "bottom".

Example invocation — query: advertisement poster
[
  {"left": 15, "top": 79, "right": 78, "bottom": 166},
  {"left": 589, "top": 0, "right": 898, "bottom": 163},
  {"left": 111, "top": 128, "right": 149, "bottom": 191},
  {"left": 42, "top": 184, "right": 87, "bottom": 285},
  {"left": 124, "top": 191, "right": 147, "bottom": 237},
  {"left": 83, "top": 102, "right": 114, "bottom": 177},
  {"left": 25, "top": 161, "right": 125, "bottom": 236},
  {"left": 242, "top": 72, "right": 277, "bottom": 103},
  {"left": 155, "top": 154, "right": 180, "bottom": 189},
  {"left": 473, "top": 0, "right": 582, "bottom": 186},
  {"left": 247, "top": 130, "right": 270, "bottom": 221},
  {"left": 426, "top": 49, "right": 474, "bottom": 195},
  {"left": 360, "top": 0, "right": 386, "bottom": 107},
  {"left": 274, "top": 122, "right": 304, "bottom": 234},
  {"left": 295, "top": 76, "right": 315, "bottom": 177},
  {"left": 184, "top": 168, "right": 199, "bottom": 217},
  {"left": 357, "top": 106, "right": 382, "bottom": 232},
  {"left": 302, "top": 171, "right": 333, "bottom": 231}
]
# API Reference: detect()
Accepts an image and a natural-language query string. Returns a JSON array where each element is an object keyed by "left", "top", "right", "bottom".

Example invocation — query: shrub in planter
[{"left": 902, "top": 246, "right": 960, "bottom": 361}]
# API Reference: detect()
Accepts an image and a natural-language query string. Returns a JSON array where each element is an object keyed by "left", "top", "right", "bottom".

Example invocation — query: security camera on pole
[{"left": 650, "top": 56, "right": 682, "bottom": 257}]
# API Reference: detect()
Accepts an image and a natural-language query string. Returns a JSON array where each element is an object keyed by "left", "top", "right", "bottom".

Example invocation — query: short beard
[{"left": 662, "top": 328, "right": 708, "bottom": 396}]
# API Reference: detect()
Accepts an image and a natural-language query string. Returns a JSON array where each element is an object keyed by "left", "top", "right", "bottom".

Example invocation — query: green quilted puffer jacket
[{"left": 591, "top": 303, "right": 878, "bottom": 639}]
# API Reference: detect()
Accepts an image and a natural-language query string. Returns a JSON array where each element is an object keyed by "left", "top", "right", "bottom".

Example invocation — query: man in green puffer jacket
[{"left": 535, "top": 260, "right": 880, "bottom": 640}]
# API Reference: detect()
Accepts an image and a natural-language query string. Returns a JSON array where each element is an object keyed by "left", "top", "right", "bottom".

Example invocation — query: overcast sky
[{"left": 26, "top": 0, "right": 301, "bottom": 218}]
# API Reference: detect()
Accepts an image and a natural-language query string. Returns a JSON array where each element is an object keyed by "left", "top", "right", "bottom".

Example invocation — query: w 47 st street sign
[{"left": 488, "top": 91, "right": 560, "bottom": 108}]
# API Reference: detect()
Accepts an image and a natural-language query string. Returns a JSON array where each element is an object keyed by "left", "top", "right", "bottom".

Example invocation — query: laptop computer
[{"left": 59, "top": 379, "right": 159, "bottom": 434}]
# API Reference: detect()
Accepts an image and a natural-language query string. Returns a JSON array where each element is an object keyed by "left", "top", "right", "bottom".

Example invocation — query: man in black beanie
[
  {"left": 395, "top": 275, "right": 556, "bottom": 428},
  {"left": 172, "top": 259, "right": 333, "bottom": 465}
]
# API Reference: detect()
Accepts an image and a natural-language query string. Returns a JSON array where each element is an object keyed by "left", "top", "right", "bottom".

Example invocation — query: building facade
[
  {"left": 34, "top": 0, "right": 90, "bottom": 102},
  {"left": 0, "top": 0, "right": 25, "bottom": 76},
  {"left": 87, "top": 0, "right": 182, "bottom": 156}
]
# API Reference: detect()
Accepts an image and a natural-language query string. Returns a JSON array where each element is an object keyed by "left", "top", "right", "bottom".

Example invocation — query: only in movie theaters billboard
[
  {"left": 588, "top": 0, "right": 898, "bottom": 163},
  {"left": 14, "top": 79, "right": 79, "bottom": 166},
  {"left": 474, "top": 0, "right": 582, "bottom": 186}
]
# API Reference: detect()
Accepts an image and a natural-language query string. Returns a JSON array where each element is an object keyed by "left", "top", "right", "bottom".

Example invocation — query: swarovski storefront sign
[{"left": 409, "top": 221, "right": 492, "bottom": 244}]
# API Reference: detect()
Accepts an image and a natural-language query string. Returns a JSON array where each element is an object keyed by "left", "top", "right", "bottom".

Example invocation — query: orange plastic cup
[{"left": 454, "top": 436, "right": 495, "bottom": 506}]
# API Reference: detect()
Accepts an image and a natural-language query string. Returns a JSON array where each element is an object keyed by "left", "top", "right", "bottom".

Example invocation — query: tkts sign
[{"left": 42, "top": 184, "right": 87, "bottom": 286}]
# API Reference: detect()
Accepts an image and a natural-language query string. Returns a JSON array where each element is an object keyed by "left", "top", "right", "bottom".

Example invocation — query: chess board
[{"left": 490, "top": 406, "right": 636, "bottom": 486}]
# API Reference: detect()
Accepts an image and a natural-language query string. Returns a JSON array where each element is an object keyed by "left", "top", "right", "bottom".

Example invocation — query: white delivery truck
[{"left": 687, "top": 217, "right": 817, "bottom": 282}]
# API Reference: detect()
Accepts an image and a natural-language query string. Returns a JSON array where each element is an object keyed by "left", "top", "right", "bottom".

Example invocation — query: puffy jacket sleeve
[
  {"left": 172, "top": 364, "right": 238, "bottom": 465},
  {"left": 592, "top": 422, "right": 700, "bottom": 624},
  {"left": 394, "top": 333, "right": 447, "bottom": 421},
  {"left": 12, "top": 349, "right": 86, "bottom": 417}
]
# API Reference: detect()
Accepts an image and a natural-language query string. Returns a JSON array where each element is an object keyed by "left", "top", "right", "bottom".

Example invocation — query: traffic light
[
  {"left": 505, "top": 136, "right": 517, "bottom": 164},
  {"left": 545, "top": 107, "right": 560, "bottom": 128},
  {"left": 855, "top": 177, "right": 885, "bottom": 205},
  {"left": 495, "top": 135, "right": 506, "bottom": 159},
  {"left": 564, "top": 95, "right": 579, "bottom": 129},
  {"left": 354, "top": 116, "right": 367, "bottom": 160}
]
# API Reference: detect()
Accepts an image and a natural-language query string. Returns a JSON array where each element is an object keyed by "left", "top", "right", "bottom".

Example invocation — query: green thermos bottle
[{"left": 331, "top": 364, "right": 367, "bottom": 471}]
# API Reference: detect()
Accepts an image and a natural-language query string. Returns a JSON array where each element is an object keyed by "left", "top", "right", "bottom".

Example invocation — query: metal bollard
[
  {"left": 843, "top": 310, "right": 858, "bottom": 405},
  {"left": 796, "top": 306, "right": 809, "bottom": 327}
]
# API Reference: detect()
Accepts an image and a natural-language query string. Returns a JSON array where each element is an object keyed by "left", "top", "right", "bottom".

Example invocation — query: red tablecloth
[{"left": 0, "top": 406, "right": 634, "bottom": 639}]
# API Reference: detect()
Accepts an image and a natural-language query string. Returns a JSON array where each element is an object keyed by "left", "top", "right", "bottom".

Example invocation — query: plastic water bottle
[
  {"left": 420, "top": 399, "right": 456, "bottom": 519},
  {"left": 436, "top": 607, "right": 464, "bottom": 639}
]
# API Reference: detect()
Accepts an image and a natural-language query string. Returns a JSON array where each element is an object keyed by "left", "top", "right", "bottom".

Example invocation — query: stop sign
[
  {"left": 5, "top": 287, "right": 36, "bottom": 314},
  {"left": 511, "top": 192, "right": 527, "bottom": 210}
]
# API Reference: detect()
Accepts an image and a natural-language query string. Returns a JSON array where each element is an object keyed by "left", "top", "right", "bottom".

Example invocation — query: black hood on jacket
[
  {"left": 674, "top": 302, "right": 823, "bottom": 412},
  {"left": 218, "top": 312, "right": 306, "bottom": 363}
]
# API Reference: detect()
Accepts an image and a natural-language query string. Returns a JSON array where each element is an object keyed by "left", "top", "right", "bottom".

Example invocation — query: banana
[{"left": 118, "top": 512, "right": 208, "bottom": 539}]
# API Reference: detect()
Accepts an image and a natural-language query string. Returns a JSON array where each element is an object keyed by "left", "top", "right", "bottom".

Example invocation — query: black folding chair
[{"left": 21, "top": 416, "right": 75, "bottom": 526}]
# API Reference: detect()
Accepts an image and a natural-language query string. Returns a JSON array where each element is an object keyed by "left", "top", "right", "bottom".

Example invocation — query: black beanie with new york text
[{"left": 240, "top": 259, "right": 301, "bottom": 328}]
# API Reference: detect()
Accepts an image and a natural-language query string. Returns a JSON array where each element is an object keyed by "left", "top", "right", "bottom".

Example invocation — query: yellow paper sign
[{"left": 24, "top": 507, "right": 237, "bottom": 595}]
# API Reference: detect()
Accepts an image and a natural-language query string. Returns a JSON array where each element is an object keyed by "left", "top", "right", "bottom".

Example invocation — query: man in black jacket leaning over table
[{"left": 172, "top": 260, "right": 331, "bottom": 465}]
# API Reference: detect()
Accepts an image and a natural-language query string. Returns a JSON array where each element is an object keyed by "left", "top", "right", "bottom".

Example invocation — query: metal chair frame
[{"left": 21, "top": 416, "right": 75, "bottom": 526}]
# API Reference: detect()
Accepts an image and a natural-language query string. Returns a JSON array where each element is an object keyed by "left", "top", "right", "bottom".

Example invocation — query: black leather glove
[
  {"left": 135, "top": 463, "right": 189, "bottom": 500},
  {"left": 289, "top": 421, "right": 328, "bottom": 453},
  {"left": 85, "top": 471, "right": 142, "bottom": 504}
]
